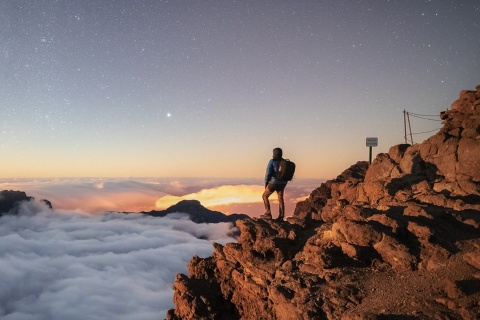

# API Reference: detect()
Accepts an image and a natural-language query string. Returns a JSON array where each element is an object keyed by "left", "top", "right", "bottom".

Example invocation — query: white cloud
[{"left": 0, "top": 200, "right": 236, "bottom": 320}]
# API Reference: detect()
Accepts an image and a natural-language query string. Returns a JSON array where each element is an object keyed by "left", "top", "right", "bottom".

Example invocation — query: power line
[
  {"left": 408, "top": 112, "right": 440, "bottom": 117},
  {"left": 411, "top": 128, "right": 442, "bottom": 135},
  {"left": 409, "top": 114, "right": 442, "bottom": 122}
]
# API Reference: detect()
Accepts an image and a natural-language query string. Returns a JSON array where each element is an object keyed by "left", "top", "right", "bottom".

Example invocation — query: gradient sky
[{"left": 1, "top": 0, "right": 479, "bottom": 179}]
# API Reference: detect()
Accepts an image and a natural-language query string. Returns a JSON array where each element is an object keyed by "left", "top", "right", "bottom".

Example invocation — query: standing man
[{"left": 261, "top": 147, "right": 287, "bottom": 221}]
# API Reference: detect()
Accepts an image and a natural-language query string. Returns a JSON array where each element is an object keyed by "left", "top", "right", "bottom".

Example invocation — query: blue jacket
[{"left": 265, "top": 159, "right": 287, "bottom": 186}]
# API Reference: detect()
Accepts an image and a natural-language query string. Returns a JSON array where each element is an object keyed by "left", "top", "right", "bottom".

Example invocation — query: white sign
[{"left": 366, "top": 137, "right": 378, "bottom": 147}]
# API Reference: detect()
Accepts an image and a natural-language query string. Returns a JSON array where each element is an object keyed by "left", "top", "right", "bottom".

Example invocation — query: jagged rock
[
  {"left": 167, "top": 86, "right": 480, "bottom": 320},
  {"left": 373, "top": 234, "right": 416, "bottom": 272},
  {"left": 0, "top": 190, "right": 53, "bottom": 216},
  {"left": 0, "top": 190, "right": 34, "bottom": 215},
  {"left": 144, "top": 199, "right": 249, "bottom": 224}
]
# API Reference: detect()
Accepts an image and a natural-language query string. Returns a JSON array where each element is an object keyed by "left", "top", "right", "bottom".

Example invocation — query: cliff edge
[{"left": 167, "top": 86, "right": 480, "bottom": 320}]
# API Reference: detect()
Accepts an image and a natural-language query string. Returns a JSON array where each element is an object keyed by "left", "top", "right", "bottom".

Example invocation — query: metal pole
[
  {"left": 403, "top": 109, "right": 407, "bottom": 144},
  {"left": 407, "top": 111, "right": 413, "bottom": 144},
  {"left": 369, "top": 146, "right": 372, "bottom": 164}
]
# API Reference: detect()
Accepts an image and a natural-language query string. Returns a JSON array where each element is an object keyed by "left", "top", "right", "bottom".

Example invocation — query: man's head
[{"left": 273, "top": 147, "right": 283, "bottom": 160}]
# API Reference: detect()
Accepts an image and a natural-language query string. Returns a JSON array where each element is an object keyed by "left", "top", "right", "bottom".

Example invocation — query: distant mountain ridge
[{"left": 143, "top": 200, "right": 249, "bottom": 224}]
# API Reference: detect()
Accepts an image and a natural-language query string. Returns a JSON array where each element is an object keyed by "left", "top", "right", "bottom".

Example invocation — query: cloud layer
[
  {"left": 0, "top": 177, "right": 322, "bottom": 217},
  {"left": 0, "top": 200, "right": 236, "bottom": 320}
]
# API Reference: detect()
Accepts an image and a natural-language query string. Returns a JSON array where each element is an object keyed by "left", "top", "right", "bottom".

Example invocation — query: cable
[
  {"left": 411, "top": 128, "right": 442, "bottom": 135},
  {"left": 408, "top": 112, "right": 441, "bottom": 117},
  {"left": 408, "top": 114, "right": 442, "bottom": 122}
]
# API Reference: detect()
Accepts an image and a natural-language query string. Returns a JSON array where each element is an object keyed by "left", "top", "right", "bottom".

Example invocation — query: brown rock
[
  {"left": 463, "top": 251, "right": 480, "bottom": 270},
  {"left": 457, "top": 138, "right": 480, "bottom": 182},
  {"left": 388, "top": 144, "right": 410, "bottom": 164},
  {"left": 331, "top": 219, "right": 383, "bottom": 247},
  {"left": 373, "top": 234, "right": 416, "bottom": 272},
  {"left": 399, "top": 148, "right": 424, "bottom": 175}
]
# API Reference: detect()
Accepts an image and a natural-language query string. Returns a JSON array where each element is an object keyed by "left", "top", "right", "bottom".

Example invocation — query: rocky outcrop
[
  {"left": 167, "top": 86, "right": 480, "bottom": 320},
  {"left": 0, "top": 190, "right": 53, "bottom": 216},
  {"left": 144, "top": 200, "right": 249, "bottom": 224},
  {"left": 0, "top": 190, "right": 34, "bottom": 215}
]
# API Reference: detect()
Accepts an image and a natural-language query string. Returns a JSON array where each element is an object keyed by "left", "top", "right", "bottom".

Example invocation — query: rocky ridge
[
  {"left": 144, "top": 199, "right": 249, "bottom": 224},
  {"left": 0, "top": 190, "right": 52, "bottom": 215},
  {"left": 167, "top": 86, "right": 480, "bottom": 319}
]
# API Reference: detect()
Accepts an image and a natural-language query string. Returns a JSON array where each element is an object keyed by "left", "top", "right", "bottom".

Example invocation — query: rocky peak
[
  {"left": 0, "top": 190, "right": 33, "bottom": 215},
  {"left": 145, "top": 199, "right": 249, "bottom": 224},
  {"left": 0, "top": 190, "right": 53, "bottom": 216},
  {"left": 167, "top": 86, "right": 480, "bottom": 320}
]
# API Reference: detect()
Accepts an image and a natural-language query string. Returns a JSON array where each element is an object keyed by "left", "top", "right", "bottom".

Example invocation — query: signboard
[{"left": 366, "top": 137, "right": 378, "bottom": 147}]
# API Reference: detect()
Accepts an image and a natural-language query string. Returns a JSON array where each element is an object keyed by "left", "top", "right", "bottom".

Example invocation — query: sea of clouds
[
  {"left": 0, "top": 200, "right": 237, "bottom": 320},
  {"left": 0, "top": 177, "right": 320, "bottom": 216}
]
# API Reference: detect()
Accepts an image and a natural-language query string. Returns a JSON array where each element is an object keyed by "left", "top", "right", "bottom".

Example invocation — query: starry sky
[{"left": 1, "top": 0, "right": 479, "bottom": 179}]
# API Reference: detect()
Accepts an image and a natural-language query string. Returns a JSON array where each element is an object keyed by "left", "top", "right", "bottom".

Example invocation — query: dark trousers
[{"left": 262, "top": 184, "right": 285, "bottom": 218}]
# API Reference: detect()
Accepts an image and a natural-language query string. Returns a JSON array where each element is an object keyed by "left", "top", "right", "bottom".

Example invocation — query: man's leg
[
  {"left": 277, "top": 189, "right": 285, "bottom": 221},
  {"left": 261, "top": 186, "right": 274, "bottom": 219}
]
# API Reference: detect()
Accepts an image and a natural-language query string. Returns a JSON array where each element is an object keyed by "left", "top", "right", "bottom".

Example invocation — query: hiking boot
[{"left": 260, "top": 213, "right": 272, "bottom": 220}]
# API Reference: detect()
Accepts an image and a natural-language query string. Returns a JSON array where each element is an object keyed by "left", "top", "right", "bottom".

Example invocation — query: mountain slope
[{"left": 167, "top": 86, "right": 480, "bottom": 320}]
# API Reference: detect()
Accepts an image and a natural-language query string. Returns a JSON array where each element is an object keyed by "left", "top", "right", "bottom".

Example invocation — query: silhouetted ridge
[
  {"left": 144, "top": 200, "right": 249, "bottom": 224},
  {"left": 0, "top": 190, "right": 33, "bottom": 215}
]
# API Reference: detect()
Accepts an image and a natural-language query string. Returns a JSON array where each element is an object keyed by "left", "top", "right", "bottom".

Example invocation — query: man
[{"left": 261, "top": 147, "right": 287, "bottom": 221}]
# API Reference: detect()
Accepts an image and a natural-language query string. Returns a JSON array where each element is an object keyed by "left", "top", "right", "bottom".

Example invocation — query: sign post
[{"left": 366, "top": 137, "right": 378, "bottom": 164}]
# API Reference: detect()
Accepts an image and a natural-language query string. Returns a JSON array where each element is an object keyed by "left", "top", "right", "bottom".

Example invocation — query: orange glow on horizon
[
  {"left": 155, "top": 184, "right": 275, "bottom": 209},
  {"left": 52, "top": 191, "right": 161, "bottom": 213}
]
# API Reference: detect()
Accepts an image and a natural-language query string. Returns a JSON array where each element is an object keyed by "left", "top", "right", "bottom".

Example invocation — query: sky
[
  {"left": 0, "top": 199, "right": 236, "bottom": 319},
  {"left": 1, "top": 0, "right": 479, "bottom": 180}
]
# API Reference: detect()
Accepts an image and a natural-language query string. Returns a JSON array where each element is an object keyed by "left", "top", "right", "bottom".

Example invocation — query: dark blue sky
[{"left": 1, "top": 0, "right": 479, "bottom": 178}]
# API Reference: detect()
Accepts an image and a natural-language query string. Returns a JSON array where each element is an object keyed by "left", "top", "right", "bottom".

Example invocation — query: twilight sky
[{"left": 1, "top": 0, "right": 479, "bottom": 179}]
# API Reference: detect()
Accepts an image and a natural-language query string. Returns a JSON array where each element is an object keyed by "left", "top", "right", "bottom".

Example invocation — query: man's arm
[{"left": 264, "top": 159, "right": 274, "bottom": 187}]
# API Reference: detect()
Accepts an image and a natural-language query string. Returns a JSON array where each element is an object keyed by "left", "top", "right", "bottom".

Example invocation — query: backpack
[{"left": 276, "top": 159, "right": 296, "bottom": 181}]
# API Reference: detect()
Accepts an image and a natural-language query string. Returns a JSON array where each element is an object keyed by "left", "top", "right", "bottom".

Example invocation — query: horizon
[{"left": 0, "top": 177, "right": 325, "bottom": 217}]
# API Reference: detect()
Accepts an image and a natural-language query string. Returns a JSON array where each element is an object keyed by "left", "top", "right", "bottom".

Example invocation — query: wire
[
  {"left": 408, "top": 112, "right": 441, "bottom": 117},
  {"left": 411, "top": 128, "right": 442, "bottom": 135},
  {"left": 408, "top": 114, "right": 442, "bottom": 122}
]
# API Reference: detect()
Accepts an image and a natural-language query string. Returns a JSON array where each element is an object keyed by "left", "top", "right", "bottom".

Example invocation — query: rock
[
  {"left": 463, "top": 251, "right": 480, "bottom": 270},
  {"left": 388, "top": 144, "right": 410, "bottom": 164},
  {"left": 458, "top": 138, "right": 480, "bottom": 181},
  {"left": 0, "top": 190, "right": 34, "bottom": 215},
  {"left": 373, "top": 234, "right": 416, "bottom": 272},
  {"left": 331, "top": 219, "right": 383, "bottom": 247},
  {"left": 144, "top": 199, "right": 249, "bottom": 224}
]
